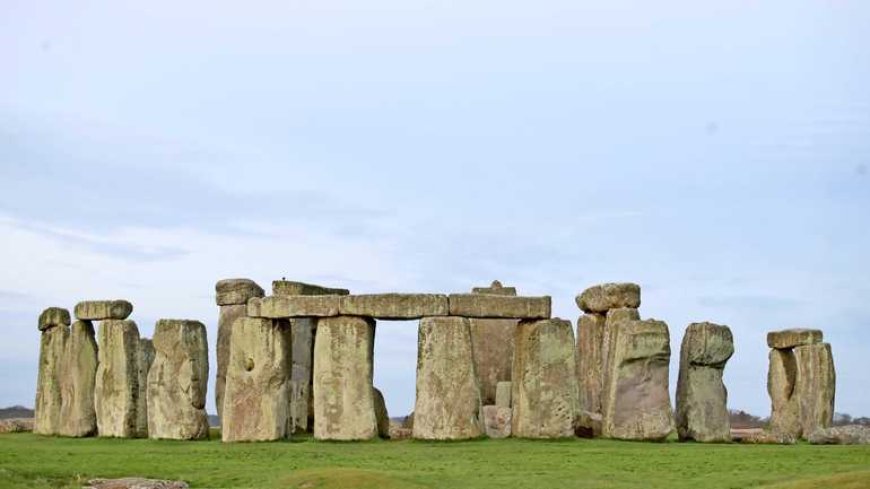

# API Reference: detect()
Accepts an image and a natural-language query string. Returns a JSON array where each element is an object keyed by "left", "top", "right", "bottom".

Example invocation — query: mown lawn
[{"left": 0, "top": 432, "right": 868, "bottom": 489}]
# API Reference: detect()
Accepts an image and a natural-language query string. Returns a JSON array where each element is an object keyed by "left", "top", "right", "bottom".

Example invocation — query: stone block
[
  {"left": 75, "top": 300, "right": 133, "bottom": 321},
  {"left": 215, "top": 304, "right": 246, "bottom": 426},
  {"left": 34, "top": 322, "right": 69, "bottom": 435},
  {"left": 339, "top": 294, "right": 448, "bottom": 319},
  {"left": 247, "top": 295, "right": 341, "bottom": 318},
  {"left": 495, "top": 381, "right": 512, "bottom": 408},
  {"left": 136, "top": 339, "right": 155, "bottom": 438},
  {"left": 272, "top": 280, "right": 350, "bottom": 297},
  {"left": 576, "top": 313, "right": 606, "bottom": 416},
  {"left": 38, "top": 307, "right": 71, "bottom": 331},
  {"left": 483, "top": 405, "right": 512, "bottom": 438},
  {"left": 794, "top": 343, "right": 835, "bottom": 437},
  {"left": 59, "top": 320, "right": 99, "bottom": 437},
  {"left": 95, "top": 320, "right": 141, "bottom": 438},
  {"left": 215, "top": 278, "right": 264, "bottom": 306},
  {"left": 576, "top": 283, "right": 641, "bottom": 313},
  {"left": 448, "top": 294, "right": 551, "bottom": 319},
  {"left": 767, "top": 329, "right": 823, "bottom": 350},
  {"left": 676, "top": 322, "right": 734, "bottom": 442}
]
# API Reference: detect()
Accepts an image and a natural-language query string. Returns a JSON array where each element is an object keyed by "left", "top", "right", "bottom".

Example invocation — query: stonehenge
[
  {"left": 35, "top": 307, "right": 70, "bottom": 435},
  {"left": 59, "top": 320, "right": 99, "bottom": 437},
  {"left": 468, "top": 281, "right": 517, "bottom": 405},
  {"left": 136, "top": 339, "right": 155, "bottom": 438},
  {"left": 95, "top": 319, "right": 141, "bottom": 438},
  {"left": 676, "top": 322, "right": 734, "bottom": 442}
]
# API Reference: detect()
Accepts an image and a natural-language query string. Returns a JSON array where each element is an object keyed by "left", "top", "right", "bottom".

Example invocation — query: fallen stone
[
  {"left": 75, "top": 300, "right": 134, "bottom": 321},
  {"left": 469, "top": 318, "right": 516, "bottom": 405},
  {"left": 272, "top": 280, "right": 350, "bottom": 297},
  {"left": 495, "top": 381, "right": 512, "bottom": 408},
  {"left": 736, "top": 429, "right": 797, "bottom": 445},
  {"left": 414, "top": 316, "right": 483, "bottom": 440},
  {"left": 676, "top": 322, "right": 734, "bottom": 442},
  {"left": 793, "top": 343, "right": 836, "bottom": 437},
  {"left": 483, "top": 405, "right": 512, "bottom": 438},
  {"left": 215, "top": 278, "right": 264, "bottom": 306},
  {"left": 448, "top": 294, "right": 551, "bottom": 319},
  {"left": 576, "top": 283, "right": 641, "bottom": 314},
  {"left": 222, "top": 317, "right": 292, "bottom": 442},
  {"left": 767, "top": 329, "right": 823, "bottom": 349},
  {"left": 35, "top": 319, "right": 69, "bottom": 435},
  {"left": 84, "top": 478, "right": 189, "bottom": 489},
  {"left": 147, "top": 320, "right": 210, "bottom": 440},
  {"left": 0, "top": 418, "right": 33, "bottom": 433},
  {"left": 576, "top": 313, "right": 606, "bottom": 417},
  {"left": 95, "top": 320, "right": 141, "bottom": 438},
  {"left": 313, "top": 316, "right": 377, "bottom": 441},
  {"left": 59, "top": 320, "right": 99, "bottom": 437},
  {"left": 511, "top": 318, "right": 576, "bottom": 439},
  {"left": 215, "top": 304, "right": 246, "bottom": 427},
  {"left": 38, "top": 307, "right": 71, "bottom": 331},
  {"left": 136, "top": 339, "right": 155, "bottom": 438},
  {"left": 808, "top": 425, "right": 870, "bottom": 445},
  {"left": 247, "top": 295, "right": 341, "bottom": 318},
  {"left": 472, "top": 280, "right": 517, "bottom": 296},
  {"left": 340, "top": 294, "right": 449, "bottom": 319},
  {"left": 373, "top": 387, "right": 390, "bottom": 439}
]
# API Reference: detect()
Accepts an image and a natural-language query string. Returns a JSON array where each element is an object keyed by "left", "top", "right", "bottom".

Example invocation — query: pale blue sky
[{"left": 1, "top": 0, "right": 868, "bottom": 418}]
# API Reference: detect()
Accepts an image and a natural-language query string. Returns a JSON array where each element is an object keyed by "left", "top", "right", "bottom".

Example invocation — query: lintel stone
[
  {"left": 273, "top": 280, "right": 350, "bottom": 297},
  {"left": 576, "top": 283, "right": 641, "bottom": 313},
  {"left": 215, "top": 279, "right": 264, "bottom": 306},
  {"left": 339, "top": 294, "right": 448, "bottom": 319},
  {"left": 448, "top": 294, "right": 551, "bottom": 319},
  {"left": 247, "top": 296, "right": 341, "bottom": 318},
  {"left": 767, "top": 329, "right": 823, "bottom": 350},
  {"left": 75, "top": 300, "right": 133, "bottom": 321}
]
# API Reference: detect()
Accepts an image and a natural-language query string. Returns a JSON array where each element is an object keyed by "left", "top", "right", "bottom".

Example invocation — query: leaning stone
[
  {"left": 222, "top": 317, "right": 292, "bottom": 442},
  {"left": 289, "top": 318, "right": 316, "bottom": 434},
  {"left": 84, "top": 478, "right": 189, "bottom": 489},
  {"left": 793, "top": 343, "right": 835, "bottom": 437},
  {"left": 215, "top": 304, "right": 246, "bottom": 426},
  {"left": 247, "top": 295, "right": 340, "bottom": 318},
  {"left": 59, "top": 320, "right": 99, "bottom": 437},
  {"left": 38, "top": 307, "right": 71, "bottom": 331},
  {"left": 511, "top": 318, "right": 576, "bottom": 439},
  {"left": 75, "top": 300, "right": 134, "bottom": 321},
  {"left": 373, "top": 387, "right": 390, "bottom": 439},
  {"left": 339, "top": 294, "right": 448, "bottom": 319},
  {"left": 95, "top": 320, "right": 141, "bottom": 438},
  {"left": 273, "top": 280, "right": 350, "bottom": 297},
  {"left": 147, "top": 320, "right": 209, "bottom": 440},
  {"left": 472, "top": 280, "right": 518, "bottom": 296},
  {"left": 495, "top": 381, "right": 512, "bottom": 408},
  {"left": 676, "top": 322, "right": 734, "bottom": 442},
  {"left": 469, "top": 319, "right": 516, "bottom": 404},
  {"left": 313, "top": 316, "right": 377, "bottom": 440},
  {"left": 34, "top": 320, "right": 69, "bottom": 435},
  {"left": 215, "top": 278, "right": 264, "bottom": 306},
  {"left": 136, "top": 339, "right": 155, "bottom": 438},
  {"left": 483, "top": 405, "right": 512, "bottom": 439},
  {"left": 448, "top": 294, "right": 551, "bottom": 319},
  {"left": 576, "top": 313, "right": 606, "bottom": 416},
  {"left": 808, "top": 425, "right": 870, "bottom": 445},
  {"left": 414, "top": 316, "right": 483, "bottom": 440},
  {"left": 767, "top": 329, "right": 823, "bottom": 350},
  {"left": 576, "top": 283, "right": 641, "bottom": 313}
]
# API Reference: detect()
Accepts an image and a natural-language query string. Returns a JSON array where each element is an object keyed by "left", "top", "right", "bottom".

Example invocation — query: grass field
[{"left": 1, "top": 432, "right": 868, "bottom": 489}]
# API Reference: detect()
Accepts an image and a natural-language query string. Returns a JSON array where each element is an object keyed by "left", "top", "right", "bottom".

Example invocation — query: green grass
[{"left": 1, "top": 433, "right": 868, "bottom": 489}]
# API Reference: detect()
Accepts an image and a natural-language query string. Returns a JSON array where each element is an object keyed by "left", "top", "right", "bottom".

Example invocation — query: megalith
[
  {"left": 147, "top": 319, "right": 210, "bottom": 440},
  {"left": 59, "top": 320, "right": 99, "bottom": 437},
  {"left": 373, "top": 387, "right": 390, "bottom": 439},
  {"left": 313, "top": 316, "right": 377, "bottom": 441},
  {"left": 676, "top": 322, "right": 734, "bottom": 442},
  {"left": 511, "top": 318, "right": 576, "bottom": 439},
  {"left": 75, "top": 300, "right": 133, "bottom": 321},
  {"left": 95, "top": 319, "right": 141, "bottom": 438},
  {"left": 136, "top": 339, "right": 155, "bottom": 438},
  {"left": 468, "top": 281, "right": 517, "bottom": 405},
  {"left": 222, "top": 316, "right": 292, "bottom": 442},
  {"left": 414, "top": 316, "right": 483, "bottom": 440},
  {"left": 35, "top": 307, "right": 71, "bottom": 435}
]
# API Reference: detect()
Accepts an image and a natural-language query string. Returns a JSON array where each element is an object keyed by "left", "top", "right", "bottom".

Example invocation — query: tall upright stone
[
  {"left": 313, "top": 316, "right": 377, "bottom": 441},
  {"left": 468, "top": 281, "right": 517, "bottom": 405},
  {"left": 676, "top": 322, "right": 734, "bottom": 442},
  {"left": 59, "top": 320, "right": 99, "bottom": 437},
  {"left": 214, "top": 278, "right": 264, "bottom": 425},
  {"left": 95, "top": 320, "right": 141, "bottom": 438},
  {"left": 222, "top": 317, "right": 292, "bottom": 442},
  {"left": 576, "top": 313, "right": 605, "bottom": 417},
  {"left": 511, "top": 318, "right": 576, "bottom": 439},
  {"left": 414, "top": 316, "right": 483, "bottom": 440},
  {"left": 147, "top": 320, "right": 210, "bottom": 440},
  {"left": 136, "top": 339, "right": 155, "bottom": 438},
  {"left": 35, "top": 307, "right": 71, "bottom": 435}
]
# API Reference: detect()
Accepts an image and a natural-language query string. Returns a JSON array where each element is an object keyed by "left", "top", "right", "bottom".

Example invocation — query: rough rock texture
[
  {"left": 0, "top": 418, "right": 34, "bottom": 433},
  {"left": 289, "top": 318, "right": 316, "bottom": 434},
  {"left": 511, "top": 318, "right": 576, "bottom": 439},
  {"left": 768, "top": 348, "right": 801, "bottom": 436},
  {"left": 95, "top": 320, "right": 141, "bottom": 438},
  {"left": 273, "top": 280, "right": 350, "bottom": 297},
  {"left": 483, "top": 405, "right": 512, "bottom": 438},
  {"left": 215, "top": 304, "right": 246, "bottom": 425},
  {"left": 472, "top": 280, "right": 517, "bottom": 296},
  {"left": 413, "top": 316, "right": 483, "bottom": 440},
  {"left": 340, "top": 293, "right": 449, "bottom": 319},
  {"left": 449, "top": 294, "right": 551, "bottom": 319},
  {"left": 495, "top": 381, "right": 512, "bottom": 408},
  {"left": 575, "top": 411, "right": 603, "bottom": 438},
  {"left": 147, "top": 320, "right": 209, "bottom": 440},
  {"left": 767, "top": 329, "right": 823, "bottom": 349},
  {"left": 736, "top": 429, "right": 797, "bottom": 445},
  {"left": 34, "top": 319, "right": 69, "bottom": 435},
  {"left": 247, "top": 295, "right": 341, "bottom": 318},
  {"left": 84, "top": 478, "right": 189, "bottom": 489},
  {"left": 469, "top": 319, "right": 516, "bottom": 405},
  {"left": 576, "top": 283, "right": 641, "bottom": 314},
  {"left": 676, "top": 322, "right": 734, "bottom": 442},
  {"left": 768, "top": 340, "right": 836, "bottom": 439},
  {"left": 215, "top": 278, "right": 265, "bottom": 306},
  {"left": 808, "top": 425, "right": 870, "bottom": 445},
  {"left": 576, "top": 313, "right": 606, "bottom": 417},
  {"left": 222, "top": 317, "right": 292, "bottom": 442},
  {"left": 602, "top": 318, "right": 673, "bottom": 441},
  {"left": 136, "top": 339, "right": 155, "bottom": 438},
  {"left": 598, "top": 308, "right": 640, "bottom": 421},
  {"left": 38, "top": 307, "right": 70, "bottom": 331},
  {"left": 59, "top": 320, "right": 99, "bottom": 437},
  {"left": 75, "top": 300, "right": 134, "bottom": 321},
  {"left": 373, "top": 387, "right": 390, "bottom": 439},
  {"left": 313, "top": 316, "right": 377, "bottom": 441}
]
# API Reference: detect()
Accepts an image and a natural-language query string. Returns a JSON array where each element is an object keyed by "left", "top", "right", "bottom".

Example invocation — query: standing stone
[
  {"left": 147, "top": 320, "right": 209, "bottom": 440},
  {"left": 95, "top": 320, "right": 141, "bottom": 438},
  {"left": 222, "top": 317, "right": 292, "bottom": 442},
  {"left": 313, "top": 316, "right": 377, "bottom": 441},
  {"left": 468, "top": 282, "right": 517, "bottom": 405},
  {"left": 495, "top": 381, "right": 512, "bottom": 408},
  {"left": 136, "top": 339, "right": 155, "bottom": 438},
  {"left": 676, "top": 322, "right": 734, "bottom": 442},
  {"left": 414, "top": 316, "right": 483, "bottom": 440},
  {"left": 59, "top": 320, "right": 98, "bottom": 437},
  {"left": 768, "top": 348, "right": 801, "bottom": 436},
  {"left": 214, "top": 278, "right": 264, "bottom": 426},
  {"left": 511, "top": 318, "right": 576, "bottom": 439},
  {"left": 373, "top": 387, "right": 390, "bottom": 439},
  {"left": 35, "top": 307, "right": 70, "bottom": 435},
  {"left": 289, "top": 318, "right": 316, "bottom": 434},
  {"left": 576, "top": 313, "right": 606, "bottom": 417},
  {"left": 793, "top": 343, "right": 835, "bottom": 437},
  {"left": 601, "top": 318, "right": 673, "bottom": 441},
  {"left": 599, "top": 307, "right": 640, "bottom": 422}
]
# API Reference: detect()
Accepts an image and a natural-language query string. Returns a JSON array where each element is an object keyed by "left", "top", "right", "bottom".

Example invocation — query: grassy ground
[{"left": 0, "top": 432, "right": 868, "bottom": 489}]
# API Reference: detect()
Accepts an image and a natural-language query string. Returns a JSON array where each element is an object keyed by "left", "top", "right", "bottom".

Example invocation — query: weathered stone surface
[
  {"left": 599, "top": 308, "right": 640, "bottom": 420},
  {"left": 136, "top": 339, "right": 155, "bottom": 438},
  {"left": 767, "top": 328, "right": 823, "bottom": 350},
  {"left": 95, "top": 320, "right": 141, "bottom": 438},
  {"left": 483, "top": 405, "right": 512, "bottom": 438},
  {"left": 736, "top": 429, "right": 797, "bottom": 445},
  {"left": 495, "top": 381, "right": 512, "bottom": 408},
  {"left": 340, "top": 294, "right": 449, "bottom": 319},
  {"left": 215, "top": 304, "right": 246, "bottom": 426},
  {"left": 222, "top": 317, "right": 292, "bottom": 442},
  {"left": 676, "top": 322, "right": 734, "bottom": 442},
  {"left": 472, "top": 280, "right": 517, "bottom": 296},
  {"left": 449, "top": 294, "right": 551, "bottom": 319},
  {"left": 313, "top": 316, "right": 377, "bottom": 440},
  {"left": 576, "top": 283, "right": 641, "bottom": 313},
  {"left": 511, "top": 318, "right": 576, "bottom": 439},
  {"left": 38, "top": 307, "right": 70, "bottom": 331},
  {"left": 414, "top": 316, "right": 483, "bottom": 440},
  {"left": 575, "top": 411, "right": 603, "bottom": 438},
  {"left": 247, "top": 295, "right": 340, "bottom": 318},
  {"left": 808, "top": 425, "right": 870, "bottom": 445},
  {"left": 768, "top": 348, "right": 801, "bottom": 437},
  {"left": 75, "top": 300, "right": 134, "bottom": 321},
  {"left": 0, "top": 418, "right": 34, "bottom": 433},
  {"left": 576, "top": 313, "right": 606, "bottom": 417},
  {"left": 59, "top": 320, "right": 98, "bottom": 437},
  {"left": 794, "top": 343, "right": 836, "bottom": 436},
  {"left": 469, "top": 318, "right": 516, "bottom": 405},
  {"left": 215, "top": 278, "right": 264, "bottom": 306},
  {"left": 34, "top": 322, "right": 69, "bottom": 435},
  {"left": 147, "top": 320, "right": 209, "bottom": 440},
  {"left": 602, "top": 319, "right": 673, "bottom": 441},
  {"left": 289, "top": 318, "right": 316, "bottom": 434},
  {"left": 84, "top": 478, "right": 189, "bottom": 489},
  {"left": 273, "top": 280, "right": 350, "bottom": 297},
  {"left": 373, "top": 387, "right": 390, "bottom": 439}
]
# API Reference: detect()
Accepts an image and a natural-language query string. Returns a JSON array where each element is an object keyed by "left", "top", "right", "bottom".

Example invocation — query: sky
[{"left": 1, "top": 0, "right": 869, "bottom": 419}]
